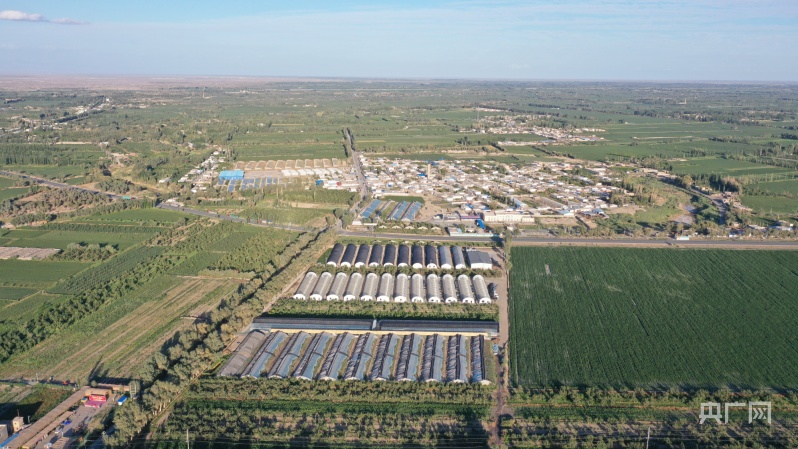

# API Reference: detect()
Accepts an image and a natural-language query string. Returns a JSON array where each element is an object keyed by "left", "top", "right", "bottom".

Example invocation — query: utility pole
[
  {"left": 186, "top": 429, "right": 190, "bottom": 449},
  {"left": 646, "top": 426, "right": 651, "bottom": 449}
]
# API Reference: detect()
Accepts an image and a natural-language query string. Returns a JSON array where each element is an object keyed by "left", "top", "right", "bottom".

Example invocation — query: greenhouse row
[
  {"left": 219, "top": 330, "right": 489, "bottom": 384},
  {"left": 325, "top": 243, "right": 492, "bottom": 270},
  {"left": 294, "top": 271, "right": 496, "bottom": 303}
]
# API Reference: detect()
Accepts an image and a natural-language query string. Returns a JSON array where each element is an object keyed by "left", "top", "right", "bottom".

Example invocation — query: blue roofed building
[{"left": 219, "top": 169, "right": 245, "bottom": 181}]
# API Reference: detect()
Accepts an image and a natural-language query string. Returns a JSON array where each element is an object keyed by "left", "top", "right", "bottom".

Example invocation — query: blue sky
[{"left": 1, "top": 0, "right": 796, "bottom": 81}]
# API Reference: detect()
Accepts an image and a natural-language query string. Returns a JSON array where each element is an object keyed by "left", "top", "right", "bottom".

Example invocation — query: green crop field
[
  {"left": 1, "top": 229, "right": 152, "bottom": 250},
  {"left": 509, "top": 247, "right": 798, "bottom": 390},
  {"left": 0, "top": 259, "right": 88, "bottom": 288},
  {"left": 740, "top": 195, "right": 798, "bottom": 214},
  {"left": 0, "top": 287, "right": 38, "bottom": 300}
]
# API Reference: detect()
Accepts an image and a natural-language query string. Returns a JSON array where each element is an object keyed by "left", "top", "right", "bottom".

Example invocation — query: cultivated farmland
[{"left": 509, "top": 247, "right": 798, "bottom": 389}]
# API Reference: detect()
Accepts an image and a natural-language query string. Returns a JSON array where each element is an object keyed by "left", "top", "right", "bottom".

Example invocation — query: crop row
[{"left": 49, "top": 246, "right": 166, "bottom": 295}]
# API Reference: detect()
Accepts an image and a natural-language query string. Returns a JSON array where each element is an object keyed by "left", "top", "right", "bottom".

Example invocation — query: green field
[
  {"left": 0, "top": 259, "right": 88, "bottom": 288},
  {"left": 1, "top": 229, "right": 152, "bottom": 250},
  {"left": 509, "top": 247, "right": 798, "bottom": 390}
]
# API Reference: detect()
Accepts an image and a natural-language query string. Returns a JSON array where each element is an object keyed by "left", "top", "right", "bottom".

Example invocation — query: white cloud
[
  {"left": 0, "top": 10, "right": 45, "bottom": 22},
  {"left": 0, "top": 9, "right": 85, "bottom": 25}
]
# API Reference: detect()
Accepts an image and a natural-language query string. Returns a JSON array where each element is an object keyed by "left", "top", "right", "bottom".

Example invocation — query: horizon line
[{"left": 1, "top": 73, "right": 797, "bottom": 86}]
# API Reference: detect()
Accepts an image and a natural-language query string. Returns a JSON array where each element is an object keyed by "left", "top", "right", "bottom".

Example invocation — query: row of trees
[{"left": 108, "top": 228, "right": 338, "bottom": 446}]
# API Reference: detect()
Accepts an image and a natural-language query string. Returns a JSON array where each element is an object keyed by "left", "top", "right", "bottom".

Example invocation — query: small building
[
  {"left": 327, "top": 243, "right": 344, "bottom": 266},
  {"left": 473, "top": 275, "right": 491, "bottom": 304},
  {"left": 457, "top": 274, "right": 475, "bottom": 304},
  {"left": 411, "top": 245, "right": 424, "bottom": 269},
  {"left": 339, "top": 244, "right": 358, "bottom": 268},
  {"left": 466, "top": 250, "right": 493, "bottom": 270},
  {"left": 293, "top": 271, "right": 318, "bottom": 300},
  {"left": 383, "top": 244, "right": 397, "bottom": 266},
  {"left": 368, "top": 244, "right": 384, "bottom": 267},
  {"left": 441, "top": 274, "right": 458, "bottom": 303},
  {"left": 354, "top": 244, "right": 371, "bottom": 268},
  {"left": 410, "top": 273, "right": 426, "bottom": 303},
  {"left": 343, "top": 272, "right": 363, "bottom": 301},
  {"left": 361, "top": 273, "right": 380, "bottom": 301},
  {"left": 424, "top": 244, "right": 438, "bottom": 269},
  {"left": 219, "top": 169, "right": 245, "bottom": 181},
  {"left": 397, "top": 244, "right": 410, "bottom": 267},
  {"left": 426, "top": 273, "right": 442, "bottom": 303},
  {"left": 377, "top": 273, "right": 394, "bottom": 302},
  {"left": 451, "top": 245, "right": 466, "bottom": 269},
  {"left": 438, "top": 245, "right": 453, "bottom": 269},
  {"left": 394, "top": 273, "right": 409, "bottom": 303},
  {"left": 310, "top": 272, "right": 334, "bottom": 301},
  {"left": 327, "top": 272, "right": 349, "bottom": 301}
]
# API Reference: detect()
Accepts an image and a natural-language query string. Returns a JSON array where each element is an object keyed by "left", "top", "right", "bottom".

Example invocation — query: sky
[{"left": 0, "top": 0, "right": 796, "bottom": 81}]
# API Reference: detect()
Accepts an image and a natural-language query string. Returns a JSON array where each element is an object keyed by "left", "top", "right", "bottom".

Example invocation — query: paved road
[
  {"left": 340, "top": 229, "right": 500, "bottom": 242},
  {"left": 513, "top": 236, "right": 798, "bottom": 249},
  {"left": 0, "top": 170, "right": 134, "bottom": 200}
]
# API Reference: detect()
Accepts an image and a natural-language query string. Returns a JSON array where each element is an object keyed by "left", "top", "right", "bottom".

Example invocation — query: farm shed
[
  {"left": 426, "top": 273, "right": 442, "bottom": 303},
  {"left": 343, "top": 272, "right": 364, "bottom": 301},
  {"left": 354, "top": 243, "right": 371, "bottom": 268},
  {"left": 219, "top": 169, "right": 244, "bottom": 181},
  {"left": 405, "top": 336, "right": 422, "bottom": 382},
  {"left": 383, "top": 244, "right": 397, "bottom": 266},
  {"left": 318, "top": 333, "right": 354, "bottom": 380},
  {"left": 293, "top": 272, "right": 318, "bottom": 300},
  {"left": 327, "top": 272, "right": 349, "bottom": 301},
  {"left": 339, "top": 244, "right": 358, "bottom": 268},
  {"left": 410, "top": 273, "right": 426, "bottom": 303},
  {"left": 466, "top": 250, "right": 493, "bottom": 270},
  {"left": 268, "top": 331, "right": 310, "bottom": 379},
  {"left": 345, "top": 333, "right": 376, "bottom": 380},
  {"left": 471, "top": 335, "right": 489, "bottom": 384},
  {"left": 397, "top": 244, "right": 410, "bottom": 267},
  {"left": 327, "top": 243, "right": 344, "bottom": 266},
  {"left": 395, "top": 334, "right": 421, "bottom": 381},
  {"left": 442, "top": 274, "right": 458, "bottom": 303},
  {"left": 241, "top": 331, "right": 287, "bottom": 378},
  {"left": 293, "top": 332, "right": 333, "bottom": 380},
  {"left": 251, "top": 317, "right": 373, "bottom": 332},
  {"left": 370, "top": 333, "right": 398, "bottom": 381},
  {"left": 446, "top": 335, "right": 468, "bottom": 383},
  {"left": 310, "top": 271, "right": 334, "bottom": 300},
  {"left": 424, "top": 244, "right": 438, "bottom": 268},
  {"left": 472, "top": 275, "right": 491, "bottom": 304},
  {"left": 368, "top": 244, "right": 384, "bottom": 267},
  {"left": 421, "top": 334, "right": 444, "bottom": 382},
  {"left": 377, "top": 273, "right": 395, "bottom": 302},
  {"left": 361, "top": 272, "right": 379, "bottom": 301},
  {"left": 393, "top": 273, "right": 410, "bottom": 303},
  {"left": 411, "top": 245, "right": 424, "bottom": 269},
  {"left": 438, "top": 245, "right": 453, "bottom": 269},
  {"left": 458, "top": 274, "right": 475, "bottom": 303},
  {"left": 218, "top": 330, "right": 269, "bottom": 377},
  {"left": 377, "top": 319, "right": 499, "bottom": 336},
  {"left": 452, "top": 245, "right": 466, "bottom": 269}
]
